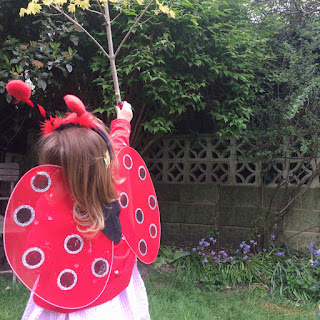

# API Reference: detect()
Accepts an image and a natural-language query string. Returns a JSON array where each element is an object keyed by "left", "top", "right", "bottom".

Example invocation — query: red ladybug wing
[
  {"left": 4, "top": 165, "right": 113, "bottom": 309},
  {"left": 115, "top": 147, "right": 161, "bottom": 264}
]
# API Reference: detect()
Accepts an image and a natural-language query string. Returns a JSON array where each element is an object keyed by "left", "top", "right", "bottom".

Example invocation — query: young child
[{"left": 4, "top": 80, "right": 160, "bottom": 320}]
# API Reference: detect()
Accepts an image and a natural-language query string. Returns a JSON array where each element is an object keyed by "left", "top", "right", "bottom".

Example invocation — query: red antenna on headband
[
  {"left": 6, "top": 80, "right": 51, "bottom": 120},
  {"left": 64, "top": 95, "right": 86, "bottom": 115}
]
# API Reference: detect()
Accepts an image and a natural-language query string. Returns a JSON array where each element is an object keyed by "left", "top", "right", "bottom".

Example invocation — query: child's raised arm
[{"left": 110, "top": 101, "right": 133, "bottom": 153}]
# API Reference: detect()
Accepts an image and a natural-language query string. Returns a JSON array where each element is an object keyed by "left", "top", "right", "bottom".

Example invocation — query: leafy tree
[
  {"left": 19, "top": 0, "right": 175, "bottom": 103},
  {"left": 243, "top": 2, "right": 320, "bottom": 245},
  {"left": 92, "top": 0, "right": 273, "bottom": 150},
  {"left": 15, "top": 0, "right": 272, "bottom": 152}
]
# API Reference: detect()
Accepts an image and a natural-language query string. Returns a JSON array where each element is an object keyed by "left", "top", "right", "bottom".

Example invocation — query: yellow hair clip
[{"left": 104, "top": 152, "right": 111, "bottom": 168}]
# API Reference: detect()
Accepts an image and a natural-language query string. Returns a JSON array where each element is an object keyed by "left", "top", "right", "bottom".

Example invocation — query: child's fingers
[
  {"left": 115, "top": 101, "right": 133, "bottom": 122},
  {"left": 122, "top": 101, "right": 132, "bottom": 111},
  {"left": 115, "top": 105, "right": 121, "bottom": 118}
]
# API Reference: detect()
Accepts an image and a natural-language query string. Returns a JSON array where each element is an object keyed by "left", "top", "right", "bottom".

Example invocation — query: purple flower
[
  {"left": 203, "top": 241, "right": 210, "bottom": 247},
  {"left": 309, "top": 243, "right": 314, "bottom": 250},
  {"left": 240, "top": 241, "right": 246, "bottom": 248},
  {"left": 203, "top": 258, "right": 208, "bottom": 263},
  {"left": 243, "top": 244, "right": 250, "bottom": 254},
  {"left": 192, "top": 248, "right": 196, "bottom": 252},
  {"left": 270, "top": 234, "right": 275, "bottom": 241},
  {"left": 263, "top": 248, "right": 267, "bottom": 252},
  {"left": 181, "top": 265, "right": 185, "bottom": 269},
  {"left": 276, "top": 251, "right": 284, "bottom": 256},
  {"left": 243, "top": 255, "right": 248, "bottom": 260},
  {"left": 211, "top": 251, "right": 216, "bottom": 256}
]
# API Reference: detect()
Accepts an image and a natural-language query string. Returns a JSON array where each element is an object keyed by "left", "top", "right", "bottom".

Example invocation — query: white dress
[{"left": 21, "top": 265, "right": 151, "bottom": 320}]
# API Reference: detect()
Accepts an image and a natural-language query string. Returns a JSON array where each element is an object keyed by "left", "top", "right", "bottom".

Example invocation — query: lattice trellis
[{"left": 144, "top": 135, "right": 320, "bottom": 187}]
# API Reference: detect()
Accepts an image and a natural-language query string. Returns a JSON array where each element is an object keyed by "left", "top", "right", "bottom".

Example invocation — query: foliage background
[{"left": 1, "top": 0, "right": 320, "bottom": 241}]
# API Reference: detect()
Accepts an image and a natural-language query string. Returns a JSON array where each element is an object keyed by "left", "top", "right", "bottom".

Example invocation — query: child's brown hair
[{"left": 38, "top": 124, "right": 118, "bottom": 237}]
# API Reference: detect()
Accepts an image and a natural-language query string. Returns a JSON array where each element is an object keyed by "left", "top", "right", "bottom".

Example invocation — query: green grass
[
  {"left": 146, "top": 271, "right": 318, "bottom": 320},
  {"left": 0, "top": 276, "right": 29, "bottom": 320},
  {"left": 0, "top": 273, "right": 317, "bottom": 320}
]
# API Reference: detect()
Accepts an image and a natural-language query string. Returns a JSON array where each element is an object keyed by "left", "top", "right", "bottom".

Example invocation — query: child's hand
[{"left": 115, "top": 101, "right": 133, "bottom": 123}]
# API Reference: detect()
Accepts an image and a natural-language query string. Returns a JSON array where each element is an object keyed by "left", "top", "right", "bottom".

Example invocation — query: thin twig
[
  {"left": 285, "top": 225, "right": 320, "bottom": 241},
  {"left": 131, "top": 102, "right": 147, "bottom": 145},
  {"left": 42, "top": 12, "right": 63, "bottom": 16},
  {"left": 111, "top": 10, "right": 123, "bottom": 23},
  {"left": 114, "top": 0, "right": 155, "bottom": 57},
  {"left": 140, "top": 135, "right": 159, "bottom": 156},
  {"left": 138, "top": 13, "right": 156, "bottom": 26},
  {"left": 50, "top": 4, "right": 109, "bottom": 58},
  {"left": 95, "top": 0, "right": 107, "bottom": 24},
  {"left": 86, "top": 8, "right": 104, "bottom": 16},
  {"left": 277, "top": 168, "right": 320, "bottom": 216}
]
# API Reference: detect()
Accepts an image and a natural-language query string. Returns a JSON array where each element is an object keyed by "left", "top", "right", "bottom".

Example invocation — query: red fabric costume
[{"left": 4, "top": 82, "right": 161, "bottom": 312}]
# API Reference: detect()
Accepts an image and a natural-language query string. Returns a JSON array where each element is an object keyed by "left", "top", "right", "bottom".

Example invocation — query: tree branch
[
  {"left": 114, "top": 0, "right": 155, "bottom": 58},
  {"left": 111, "top": 10, "right": 123, "bottom": 23},
  {"left": 86, "top": 8, "right": 104, "bottom": 16},
  {"left": 285, "top": 225, "right": 320, "bottom": 241},
  {"left": 105, "top": 1, "right": 121, "bottom": 103},
  {"left": 50, "top": 4, "right": 109, "bottom": 59},
  {"left": 131, "top": 102, "right": 147, "bottom": 145},
  {"left": 138, "top": 12, "right": 156, "bottom": 26},
  {"left": 95, "top": 0, "right": 108, "bottom": 24},
  {"left": 277, "top": 167, "right": 320, "bottom": 216}
]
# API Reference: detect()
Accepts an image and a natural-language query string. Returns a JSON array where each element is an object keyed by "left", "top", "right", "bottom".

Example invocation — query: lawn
[
  {"left": 146, "top": 271, "right": 317, "bottom": 320},
  {"left": 0, "top": 271, "right": 317, "bottom": 320}
]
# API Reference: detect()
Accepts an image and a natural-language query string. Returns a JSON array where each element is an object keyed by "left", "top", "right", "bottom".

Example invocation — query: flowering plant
[{"left": 156, "top": 235, "right": 320, "bottom": 302}]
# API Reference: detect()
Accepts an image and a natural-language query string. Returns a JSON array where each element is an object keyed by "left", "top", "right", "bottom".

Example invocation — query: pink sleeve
[{"left": 110, "top": 119, "right": 131, "bottom": 153}]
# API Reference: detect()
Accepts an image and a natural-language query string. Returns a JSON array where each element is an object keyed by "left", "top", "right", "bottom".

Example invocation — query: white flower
[{"left": 25, "top": 78, "right": 35, "bottom": 91}]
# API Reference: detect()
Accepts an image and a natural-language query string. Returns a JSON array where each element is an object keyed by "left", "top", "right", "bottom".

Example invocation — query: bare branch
[
  {"left": 277, "top": 167, "right": 320, "bottom": 216},
  {"left": 131, "top": 102, "right": 147, "bottom": 146},
  {"left": 41, "top": 12, "right": 64, "bottom": 16},
  {"left": 50, "top": 4, "right": 109, "bottom": 59},
  {"left": 86, "top": 8, "right": 104, "bottom": 16},
  {"left": 105, "top": 1, "right": 121, "bottom": 103},
  {"left": 138, "top": 12, "right": 156, "bottom": 26},
  {"left": 114, "top": 0, "right": 155, "bottom": 58},
  {"left": 111, "top": 10, "right": 123, "bottom": 23},
  {"left": 253, "top": 0, "right": 320, "bottom": 17},
  {"left": 95, "top": 0, "right": 108, "bottom": 24},
  {"left": 285, "top": 225, "right": 320, "bottom": 241}
]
